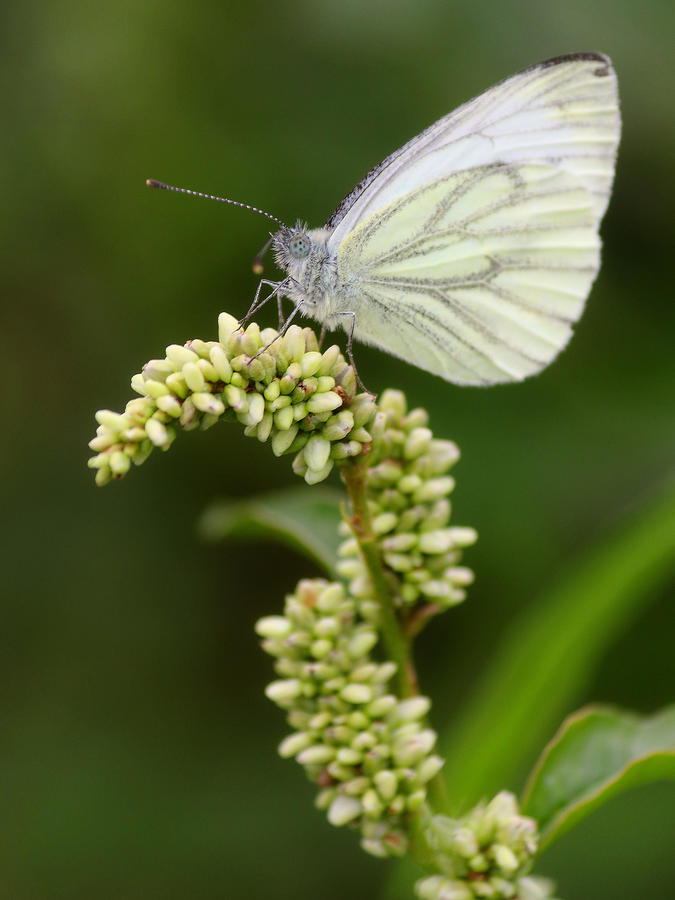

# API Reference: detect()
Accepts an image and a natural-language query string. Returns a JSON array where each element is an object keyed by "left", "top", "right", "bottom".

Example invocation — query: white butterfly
[{"left": 152, "top": 53, "right": 621, "bottom": 386}]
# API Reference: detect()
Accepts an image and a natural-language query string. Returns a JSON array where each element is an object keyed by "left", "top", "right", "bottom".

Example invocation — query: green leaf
[
  {"left": 198, "top": 486, "right": 343, "bottom": 575},
  {"left": 440, "top": 475, "right": 675, "bottom": 812},
  {"left": 521, "top": 704, "right": 675, "bottom": 848}
]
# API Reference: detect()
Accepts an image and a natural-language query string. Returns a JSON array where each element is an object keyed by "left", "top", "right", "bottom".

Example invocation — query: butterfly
[{"left": 150, "top": 52, "right": 620, "bottom": 386}]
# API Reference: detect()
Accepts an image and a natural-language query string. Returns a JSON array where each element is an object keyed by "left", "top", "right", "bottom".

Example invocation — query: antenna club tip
[
  {"left": 252, "top": 262, "right": 265, "bottom": 275},
  {"left": 146, "top": 178, "right": 163, "bottom": 189}
]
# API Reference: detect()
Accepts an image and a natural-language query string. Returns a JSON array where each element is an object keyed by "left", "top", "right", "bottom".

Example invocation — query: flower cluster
[
  {"left": 256, "top": 578, "right": 445, "bottom": 858},
  {"left": 416, "top": 792, "right": 557, "bottom": 900},
  {"left": 88, "top": 313, "right": 377, "bottom": 486},
  {"left": 337, "top": 390, "right": 477, "bottom": 611}
]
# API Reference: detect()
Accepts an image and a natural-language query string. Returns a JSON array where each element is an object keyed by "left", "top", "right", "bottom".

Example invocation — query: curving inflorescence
[{"left": 88, "top": 313, "right": 375, "bottom": 486}]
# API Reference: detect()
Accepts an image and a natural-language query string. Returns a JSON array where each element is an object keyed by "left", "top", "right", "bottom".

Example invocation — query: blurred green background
[{"left": 2, "top": 0, "right": 674, "bottom": 897}]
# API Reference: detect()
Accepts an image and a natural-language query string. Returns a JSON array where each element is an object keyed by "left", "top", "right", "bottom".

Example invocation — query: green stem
[
  {"left": 340, "top": 455, "right": 417, "bottom": 699},
  {"left": 340, "top": 453, "right": 449, "bottom": 821}
]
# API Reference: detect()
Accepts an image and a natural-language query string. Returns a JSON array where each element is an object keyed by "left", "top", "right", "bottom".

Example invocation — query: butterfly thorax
[{"left": 272, "top": 224, "right": 341, "bottom": 320}]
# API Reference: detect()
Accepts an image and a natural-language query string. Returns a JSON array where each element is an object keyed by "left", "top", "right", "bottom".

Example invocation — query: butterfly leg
[
  {"left": 334, "top": 311, "right": 375, "bottom": 397},
  {"left": 277, "top": 292, "right": 286, "bottom": 329},
  {"left": 249, "top": 302, "right": 303, "bottom": 360},
  {"left": 239, "top": 278, "right": 289, "bottom": 330}
]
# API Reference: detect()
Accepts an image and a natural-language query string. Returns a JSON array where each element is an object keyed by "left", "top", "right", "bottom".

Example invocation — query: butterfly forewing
[{"left": 326, "top": 54, "right": 619, "bottom": 250}]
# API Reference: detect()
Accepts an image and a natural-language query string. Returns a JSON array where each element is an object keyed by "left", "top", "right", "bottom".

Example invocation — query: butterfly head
[
  {"left": 272, "top": 222, "right": 332, "bottom": 281},
  {"left": 272, "top": 221, "right": 310, "bottom": 269}
]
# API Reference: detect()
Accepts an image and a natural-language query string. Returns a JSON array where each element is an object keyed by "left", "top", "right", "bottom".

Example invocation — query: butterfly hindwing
[{"left": 336, "top": 163, "right": 600, "bottom": 385}]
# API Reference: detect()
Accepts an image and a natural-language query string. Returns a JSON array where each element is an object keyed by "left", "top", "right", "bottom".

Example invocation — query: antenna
[{"left": 145, "top": 179, "right": 285, "bottom": 227}]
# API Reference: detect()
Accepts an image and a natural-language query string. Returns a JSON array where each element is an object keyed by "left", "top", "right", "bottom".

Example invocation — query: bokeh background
[{"left": 2, "top": 0, "right": 674, "bottom": 897}]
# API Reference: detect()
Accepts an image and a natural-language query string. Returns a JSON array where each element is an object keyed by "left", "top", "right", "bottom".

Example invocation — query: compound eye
[{"left": 289, "top": 233, "right": 311, "bottom": 259}]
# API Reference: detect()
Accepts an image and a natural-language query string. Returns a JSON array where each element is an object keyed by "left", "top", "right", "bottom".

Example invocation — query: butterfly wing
[
  {"left": 326, "top": 53, "right": 619, "bottom": 249},
  {"left": 336, "top": 163, "right": 601, "bottom": 385}
]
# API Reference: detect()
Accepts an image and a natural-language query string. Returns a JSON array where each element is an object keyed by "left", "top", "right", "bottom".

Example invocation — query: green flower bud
[
  {"left": 305, "top": 460, "right": 334, "bottom": 485},
  {"left": 88, "top": 433, "right": 116, "bottom": 452},
  {"left": 164, "top": 371, "right": 188, "bottom": 399},
  {"left": 108, "top": 451, "right": 131, "bottom": 476},
  {"left": 418, "top": 529, "right": 454, "bottom": 554},
  {"left": 413, "top": 477, "right": 456, "bottom": 503},
  {"left": 220, "top": 383, "right": 244, "bottom": 412},
  {"left": 156, "top": 394, "right": 182, "bottom": 417},
  {"left": 416, "top": 755, "right": 445, "bottom": 784},
  {"left": 267, "top": 394, "right": 293, "bottom": 413},
  {"left": 304, "top": 435, "right": 331, "bottom": 472},
  {"left": 342, "top": 775, "right": 371, "bottom": 795},
  {"left": 95, "top": 409, "right": 129, "bottom": 431},
  {"left": 293, "top": 401, "right": 308, "bottom": 421},
  {"left": 379, "top": 389, "right": 407, "bottom": 419},
  {"left": 300, "top": 351, "right": 323, "bottom": 377},
  {"left": 330, "top": 440, "right": 363, "bottom": 460},
  {"left": 351, "top": 395, "right": 378, "bottom": 428},
  {"left": 322, "top": 410, "right": 354, "bottom": 442},
  {"left": 373, "top": 769, "right": 398, "bottom": 802},
  {"left": 192, "top": 392, "right": 225, "bottom": 416},
  {"left": 255, "top": 411, "right": 273, "bottom": 443},
  {"left": 392, "top": 729, "right": 437, "bottom": 766},
  {"left": 446, "top": 566, "right": 474, "bottom": 586},
  {"left": 143, "top": 358, "right": 174, "bottom": 381},
  {"left": 447, "top": 527, "right": 478, "bottom": 548},
  {"left": 382, "top": 532, "right": 418, "bottom": 552},
  {"left": 372, "top": 512, "right": 398, "bottom": 535},
  {"left": 366, "top": 695, "right": 398, "bottom": 718},
  {"left": 350, "top": 662, "right": 377, "bottom": 682},
  {"left": 346, "top": 629, "right": 378, "bottom": 659},
  {"left": 310, "top": 639, "right": 333, "bottom": 659},
  {"left": 406, "top": 790, "right": 426, "bottom": 812},
  {"left": 271, "top": 424, "right": 298, "bottom": 456},
  {"left": 327, "top": 795, "right": 362, "bottom": 827},
  {"left": 350, "top": 426, "right": 372, "bottom": 443},
  {"left": 336, "top": 747, "right": 363, "bottom": 766},
  {"left": 384, "top": 552, "right": 414, "bottom": 572},
  {"left": 372, "top": 662, "right": 398, "bottom": 683},
  {"left": 263, "top": 379, "right": 280, "bottom": 401},
  {"left": 94, "top": 466, "right": 112, "bottom": 486},
  {"left": 296, "top": 744, "right": 336, "bottom": 766},
  {"left": 340, "top": 683, "right": 373, "bottom": 704},
  {"left": 336, "top": 366, "right": 356, "bottom": 397},
  {"left": 313, "top": 582, "right": 343, "bottom": 611},
  {"left": 316, "top": 375, "right": 336, "bottom": 393},
  {"left": 404, "top": 427, "right": 433, "bottom": 459},
  {"left": 255, "top": 616, "right": 292, "bottom": 638},
  {"left": 278, "top": 732, "right": 314, "bottom": 758},
  {"left": 392, "top": 696, "right": 431, "bottom": 722},
  {"left": 493, "top": 844, "right": 519, "bottom": 874},
  {"left": 165, "top": 344, "right": 199, "bottom": 369},
  {"left": 516, "top": 877, "right": 558, "bottom": 900},
  {"left": 318, "top": 344, "right": 341, "bottom": 375},
  {"left": 145, "top": 417, "right": 169, "bottom": 447},
  {"left": 306, "top": 391, "right": 343, "bottom": 414},
  {"left": 205, "top": 344, "right": 231, "bottom": 382},
  {"left": 265, "top": 679, "right": 303, "bottom": 704},
  {"left": 362, "top": 788, "right": 384, "bottom": 819},
  {"left": 274, "top": 405, "right": 295, "bottom": 432},
  {"left": 279, "top": 362, "right": 302, "bottom": 394},
  {"left": 230, "top": 372, "right": 248, "bottom": 389},
  {"left": 217, "top": 312, "right": 240, "bottom": 345},
  {"left": 141, "top": 379, "right": 170, "bottom": 399}
]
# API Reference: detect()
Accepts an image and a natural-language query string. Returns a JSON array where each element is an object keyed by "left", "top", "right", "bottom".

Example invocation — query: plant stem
[
  {"left": 340, "top": 455, "right": 417, "bottom": 699},
  {"left": 340, "top": 453, "right": 449, "bottom": 819}
]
